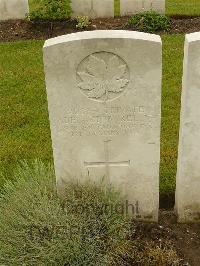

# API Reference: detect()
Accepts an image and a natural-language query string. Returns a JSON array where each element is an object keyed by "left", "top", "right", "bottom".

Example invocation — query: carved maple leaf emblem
[{"left": 77, "top": 54, "right": 129, "bottom": 101}]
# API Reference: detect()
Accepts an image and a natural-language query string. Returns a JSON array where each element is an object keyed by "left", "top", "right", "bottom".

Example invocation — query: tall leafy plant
[
  {"left": 128, "top": 11, "right": 171, "bottom": 33},
  {"left": 29, "top": 0, "right": 72, "bottom": 20}
]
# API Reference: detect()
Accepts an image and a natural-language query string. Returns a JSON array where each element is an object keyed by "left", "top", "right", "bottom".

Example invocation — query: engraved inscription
[
  {"left": 84, "top": 140, "right": 130, "bottom": 181},
  {"left": 77, "top": 52, "right": 130, "bottom": 102},
  {"left": 64, "top": 105, "right": 155, "bottom": 137}
]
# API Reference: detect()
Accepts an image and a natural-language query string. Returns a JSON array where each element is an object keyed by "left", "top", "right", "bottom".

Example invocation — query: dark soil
[
  {"left": 1, "top": 16, "right": 200, "bottom": 42},
  {"left": 136, "top": 210, "right": 200, "bottom": 266},
  {"left": 160, "top": 192, "right": 175, "bottom": 209}
]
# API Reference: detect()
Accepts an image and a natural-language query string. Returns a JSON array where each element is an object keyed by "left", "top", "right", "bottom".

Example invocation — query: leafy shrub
[
  {"left": 29, "top": 0, "right": 72, "bottom": 20},
  {"left": 0, "top": 161, "right": 130, "bottom": 265},
  {"left": 76, "top": 16, "right": 91, "bottom": 29},
  {"left": 128, "top": 11, "right": 171, "bottom": 33}
]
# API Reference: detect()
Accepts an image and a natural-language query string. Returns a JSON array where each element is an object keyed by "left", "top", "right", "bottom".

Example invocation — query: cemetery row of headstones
[
  {"left": 71, "top": 0, "right": 165, "bottom": 18},
  {"left": 0, "top": 0, "right": 165, "bottom": 21},
  {"left": 43, "top": 30, "right": 200, "bottom": 224}
]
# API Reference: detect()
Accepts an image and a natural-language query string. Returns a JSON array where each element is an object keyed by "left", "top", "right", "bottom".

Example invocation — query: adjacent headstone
[
  {"left": 120, "top": 0, "right": 165, "bottom": 16},
  {"left": 0, "top": 0, "right": 29, "bottom": 21},
  {"left": 176, "top": 32, "right": 200, "bottom": 223},
  {"left": 43, "top": 30, "right": 162, "bottom": 221},
  {"left": 71, "top": 0, "right": 114, "bottom": 18}
]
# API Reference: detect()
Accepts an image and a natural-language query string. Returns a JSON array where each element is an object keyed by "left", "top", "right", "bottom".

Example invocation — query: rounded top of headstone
[
  {"left": 185, "top": 32, "right": 200, "bottom": 43},
  {"left": 43, "top": 30, "right": 161, "bottom": 49}
]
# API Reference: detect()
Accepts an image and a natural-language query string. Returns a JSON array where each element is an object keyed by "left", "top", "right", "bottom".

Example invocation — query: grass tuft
[
  {"left": 0, "top": 160, "right": 131, "bottom": 265},
  {"left": 0, "top": 161, "right": 182, "bottom": 265}
]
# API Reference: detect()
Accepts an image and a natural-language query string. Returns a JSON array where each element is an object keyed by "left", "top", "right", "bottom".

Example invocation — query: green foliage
[
  {"left": 128, "top": 11, "right": 171, "bottom": 33},
  {"left": 76, "top": 16, "right": 91, "bottom": 29},
  {"left": 28, "top": 0, "right": 72, "bottom": 20},
  {"left": 0, "top": 161, "right": 131, "bottom": 265}
]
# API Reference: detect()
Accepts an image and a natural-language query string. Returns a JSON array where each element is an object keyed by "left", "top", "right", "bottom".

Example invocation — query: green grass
[
  {"left": 29, "top": 0, "right": 200, "bottom": 17},
  {"left": 0, "top": 41, "right": 52, "bottom": 184},
  {"left": 0, "top": 35, "right": 184, "bottom": 193},
  {"left": 166, "top": 0, "right": 200, "bottom": 16},
  {"left": 114, "top": 0, "right": 120, "bottom": 16},
  {"left": 160, "top": 34, "right": 184, "bottom": 192}
]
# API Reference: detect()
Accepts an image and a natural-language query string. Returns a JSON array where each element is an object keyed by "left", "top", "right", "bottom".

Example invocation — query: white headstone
[
  {"left": 71, "top": 0, "right": 114, "bottom": 18},
  {"left": 120, "top": 0, "right": 165, "bottom": 16},
  {"left": 176, "top": 32, "right": 200, "bottom": 223},
  {"left": 43, "top": 30, "right": 161, "bottom": 221},
  {"left": 0, "top": 0, "right": 29, "bottom": 20}
]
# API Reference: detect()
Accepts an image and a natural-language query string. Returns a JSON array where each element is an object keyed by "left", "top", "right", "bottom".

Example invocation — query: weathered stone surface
[
  {"left": 120, "top": 0, "right": 165, "bottom": 16},
  {"left": 0, "top": 0, "right": 29, "bottom": 20},
  {"left": 43, "top": 30, "right": 161, "bottom": 221},
  {"left": 71, "top": 0, "right": 114, "bottom": 18},
  {"left": 176, "top": 32, "right": 200, "bottom": 223}
]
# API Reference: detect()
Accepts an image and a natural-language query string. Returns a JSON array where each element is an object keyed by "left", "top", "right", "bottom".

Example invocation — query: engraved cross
[{"left": 84, "top": 140, "right": 130, "bottom": 181}]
